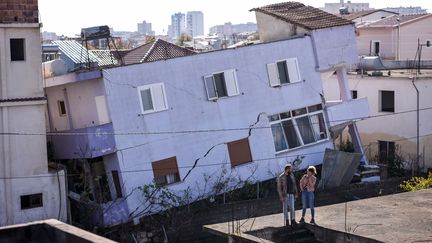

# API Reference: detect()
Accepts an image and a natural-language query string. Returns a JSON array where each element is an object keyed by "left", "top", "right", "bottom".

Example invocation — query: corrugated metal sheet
[
  {"left": 53, "top": 40, "right": 99, "bottom": 64},
  {"left": 90, "top": 50, "right": 119, "bottom": 66}
]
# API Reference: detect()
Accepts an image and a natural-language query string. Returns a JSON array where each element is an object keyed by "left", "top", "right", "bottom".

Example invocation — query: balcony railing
[{"left": 50, "top": 123, "right": 116, "bottom": 160}]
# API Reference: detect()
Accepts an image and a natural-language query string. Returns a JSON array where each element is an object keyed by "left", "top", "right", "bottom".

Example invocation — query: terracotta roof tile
[
  {"left": 122, "top": 39, "right": 196, "bottom": 65},
  {"left": 251, "top": 2, "right": 353, "bottom": 30}
]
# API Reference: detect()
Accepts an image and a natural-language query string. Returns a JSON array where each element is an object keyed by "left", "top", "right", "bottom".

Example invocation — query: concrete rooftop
[{"left": 204, "top": 189, "right": 432, "bottom": 242}]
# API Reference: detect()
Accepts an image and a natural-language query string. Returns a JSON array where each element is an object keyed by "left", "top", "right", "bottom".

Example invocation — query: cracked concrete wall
[{"left": 103, "top": 36, "right": 338, "bottom": 218}]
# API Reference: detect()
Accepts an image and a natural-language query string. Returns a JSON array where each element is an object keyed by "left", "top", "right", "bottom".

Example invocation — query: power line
[
  {"left": 1, "top": 105, "right": 432, "bottom": 136},
  {"left": 1, "top": 132, "right": 431, "bottom": 180}
]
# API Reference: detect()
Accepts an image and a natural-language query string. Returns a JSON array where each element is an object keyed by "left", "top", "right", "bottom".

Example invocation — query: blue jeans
[
  {"left": 301, "top": 191, "right": 315, "bottom": 219},
  {"left": 283, "top": 194, "right": 295, "bottom": 223}
]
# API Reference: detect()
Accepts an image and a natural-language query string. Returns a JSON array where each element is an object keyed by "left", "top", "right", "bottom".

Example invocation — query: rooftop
[
  {"left": 250, "top": 2, "right": 353, "bottom": 30},
  {"left": 52, "top": 40, "right": 100, "bottom": 65},
  {"left": 340, "top": 9, "right": 397, "bottom": 21},
  {"left": 363, "top": 13, "right": 432, "bottom": 27},
  {"left": 0, "top": 219, "right": 116, "bottom": 243},
  {"left": 204, "top": 189, "right": 432, "bottom": 242},
  {"left": 122, "top": 38, "right": 196, "bottom": 65}
]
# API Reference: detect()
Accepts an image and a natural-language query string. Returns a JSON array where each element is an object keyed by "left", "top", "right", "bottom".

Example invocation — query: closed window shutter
[
  {"left": 286, "top": 58, "right": 301, "bottom": 83},
  {"left": 204, "top": 75, "right": 217, "bottom": 100},
  {"left": 224, "top": 69, "right": 239, "bottom": 96},
  {"left": 151, "top": 83, "right": 167, "bottom": 111},
  {"left": 267, "top": 63, "right": 280, "bottom": 87},
  {"left": 152, "top": 157, "right": 181, "bottom": 185},
  {"left": 228, "top": 138, "right": 253, "bottom": 167}
]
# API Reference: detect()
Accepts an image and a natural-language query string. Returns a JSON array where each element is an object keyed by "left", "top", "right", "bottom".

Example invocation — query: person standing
[
  {"left": 299, "top": 166, "right": 317, "bottom": 224},
  {"left": 277, "top": 164, "right": 298, "bottom": 227}
]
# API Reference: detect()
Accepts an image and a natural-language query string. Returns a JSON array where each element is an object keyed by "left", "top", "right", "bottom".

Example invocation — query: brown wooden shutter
[
  {"left": 228, "top": 138, "right": 253, "bottom": 167},
  {"left": 152, "top": 156, "right": 179, "bottom": 178}
]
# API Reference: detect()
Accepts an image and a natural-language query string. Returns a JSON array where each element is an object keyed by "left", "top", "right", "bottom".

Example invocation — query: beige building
[
  {"left": 323, "top": 70, "right": 432, "bottom": 172},
  {"left": 0, "top": 0, "right": 67, "bottom": 225},
  {"left": 356, "top": 14, "right": 432, "bottom": 60}
]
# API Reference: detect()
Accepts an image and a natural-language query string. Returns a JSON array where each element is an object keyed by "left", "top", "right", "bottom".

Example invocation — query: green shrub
[{"left": 400, "top": 172, "right": 432, "bottom": 192}]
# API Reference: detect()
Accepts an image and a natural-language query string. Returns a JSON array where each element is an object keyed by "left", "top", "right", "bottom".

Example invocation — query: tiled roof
[
  {"left": 364, "top": 13, "right": 431, "bottom": 27},
  {"left": 90, "top": 50, "right": 119, "bottom": 67},
  {"left": 122, "top": 38, "right": 196, "bottom": 65},
  {"left": 250, "top": 2, "right": 353, "bottom": 30},
  {"left": 53, "top": 40, "right": 100, "bottom": 65},
  {"left": 340, "top": 9, "right": 397, "bottom": 21},
  {"left": 0, "top": 97, "right": 46, "bottom": 103}
]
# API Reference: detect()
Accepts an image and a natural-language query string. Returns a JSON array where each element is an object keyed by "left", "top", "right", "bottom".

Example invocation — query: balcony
[
  {"left": 326, "top": 97, "right": 369, "bottom": 130},
  {"left": 50, "top": 123, "right": 116, "bottom": 160}
]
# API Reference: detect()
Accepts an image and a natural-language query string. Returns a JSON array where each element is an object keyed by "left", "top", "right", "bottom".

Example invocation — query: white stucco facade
[
  {"left": 0, "top": 23, "right": 67, "bottom": 226},
  {"left": 45, "top": 8, "right": 368, "bottom": 226}
]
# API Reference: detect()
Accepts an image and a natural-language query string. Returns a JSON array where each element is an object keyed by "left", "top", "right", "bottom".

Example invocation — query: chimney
[{"left": 0, "top": 0, "right": 39, "bottom": 23}]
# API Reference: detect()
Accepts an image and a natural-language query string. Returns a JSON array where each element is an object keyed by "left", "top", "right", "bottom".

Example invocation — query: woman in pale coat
[{"left": 299, "top": 166, "right": 317, "bottom": 224}]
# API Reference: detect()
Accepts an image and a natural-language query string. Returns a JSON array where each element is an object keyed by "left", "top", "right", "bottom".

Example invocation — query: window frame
[
  {"left": 351, "top": 90, "right": 358, "bottom": 99},
  {"left": 137, "top": 83, "right": 168, "bottom": 115},
  {"left": 57, "top": 100, "right": 67, "bottom": 117},
  {"left": 151, "top": 156, "right": 182, "bottom": 186},
  {"left": 379, "top": 90, "right": 395, "bottom": 113},
  {"left": 269, "top": 104, "right": 329, "bottom": 154},
  {"left": 267, "top": 57, "right": 302, "bottom": 87},
  {"left": 111, "top": 170, "right": 123, "bottom": 199},
  {"left": 371, "top": 40, "right": 381, "bottom": 56},
  {"left": 20, "top": 193, "right": 43, "bottom": 210},
  {"left": 204, "top": 69, "right": 239, "bottom": 101},
  {"left": 10, "top": 38, "right": 26, "bottom": 61},
  {"left": 378, "top": 140, "right": 396, "bottom": 163}
]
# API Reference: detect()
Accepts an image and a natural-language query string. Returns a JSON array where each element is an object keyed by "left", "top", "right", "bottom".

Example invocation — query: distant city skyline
[{"left": 38, "top": 0, "right": 432, "bottom": 37}]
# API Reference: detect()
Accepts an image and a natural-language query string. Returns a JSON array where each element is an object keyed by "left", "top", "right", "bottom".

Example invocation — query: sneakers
[
  {"left": 299, "top": 217, "right": 305, "bottom": 223},
  {"left": 310, "top": 218, "right": 316, "bottom": 224},
  {"left": 291, "top": 220, "right": 298, "bottom": 228}
]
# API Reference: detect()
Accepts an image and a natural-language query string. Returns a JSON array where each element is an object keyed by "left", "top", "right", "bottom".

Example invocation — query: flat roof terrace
[{"left": 204, "top": 189, "right": 432, "bottom": 242}]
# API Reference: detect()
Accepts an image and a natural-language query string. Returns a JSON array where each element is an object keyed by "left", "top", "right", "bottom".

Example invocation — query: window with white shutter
[
  {"left": 203, "top": 69, "right": 239, "bottom": 100},
  {"left": 137, "top": 83, "right": 168, "bottom": 114},
  {"left": 267, "top": 58, "right": 302, "bottom": 86}
]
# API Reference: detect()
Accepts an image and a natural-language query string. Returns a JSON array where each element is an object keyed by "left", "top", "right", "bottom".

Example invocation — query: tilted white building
[{"left": 45, "top": 2, "right": 368, "bottom": 226}]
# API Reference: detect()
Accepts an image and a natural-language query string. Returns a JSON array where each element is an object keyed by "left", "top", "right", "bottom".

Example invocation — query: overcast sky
[{"left": 38, "top": 0, "right": 431, "bottom": 36}]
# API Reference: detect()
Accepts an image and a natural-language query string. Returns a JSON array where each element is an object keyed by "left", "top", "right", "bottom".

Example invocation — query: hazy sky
[{"left": 38, "top": 0, "right": 431, "bottom": 36}]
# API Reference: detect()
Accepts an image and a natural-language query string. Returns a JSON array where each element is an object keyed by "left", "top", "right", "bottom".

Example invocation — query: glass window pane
[
  {"left": 271, "top": 123, "right": 288, "bottom": 152},
  {"left": 296, "top": 116, "right": 315, "bottom": 144},
  {"left": 269, "top": 114, "right": 280, "bottom": 122},
  {"left": 310, "top": 113, "right": 327, "bottom": 140},
  {"left": 214, "top": 73, "right": 227, "bottom": 97},
  {"left": 308, "top": 104, "right": 322, "bottom": 112},
  {"left": 292, "top": 108, "right": 307, "bottom": 117},
  {"left": 205, "top": 76, "right": 217, "bottom": 99},
  {"left": 381, "top": 91, "right": 394, "bottom": 112},
  {"left": 280, "top": 112, "right": 291, "bottom": 119},
  {"left": 277, "top": 61, "right": 290, "bottom": 84},
  {"left": 140, "top": 88, "right": 153, "bottom": 111},
  {"left": 282, "top": 120, "right": 301, "bottom": 149}
]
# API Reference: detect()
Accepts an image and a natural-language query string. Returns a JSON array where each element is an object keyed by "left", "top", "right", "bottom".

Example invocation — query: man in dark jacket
[{"left": 277, "top": 164, "right": 298, "bottom": 227}]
